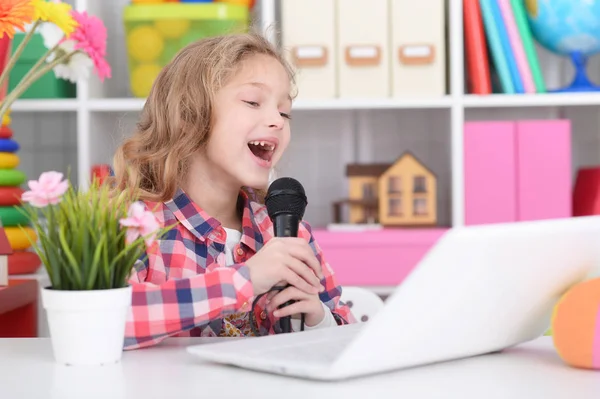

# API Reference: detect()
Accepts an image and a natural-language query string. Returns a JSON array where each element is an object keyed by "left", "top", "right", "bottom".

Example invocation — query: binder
[
  {"left": 510, "top": 0, "right": 546, "bottom": 92},
  {"left": 281, "top": 0, "right": 337, "bottom": 99},
  {"left": 498, "top": 0, "right": 535, "bottom": 93},
  {"left": 337, "top": 0, "right": 390, "bottom": 98},
  {"left": 479, "top": 0, "right": 514, "bottom": 93},
  {"left": 390, "top": 0, "right": 446, "bottom": 97},
  {"left": 464, "top": 0, "right": 492, "bottom": 94}
]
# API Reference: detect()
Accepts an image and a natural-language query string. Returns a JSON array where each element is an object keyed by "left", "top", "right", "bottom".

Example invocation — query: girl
[{"left": 112, "top": 32, "right": 355, "bottom": 350}]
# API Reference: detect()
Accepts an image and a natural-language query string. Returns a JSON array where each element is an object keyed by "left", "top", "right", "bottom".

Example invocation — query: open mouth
[{"left": 248, "top": 140, "right": 276, "bottom": 164}]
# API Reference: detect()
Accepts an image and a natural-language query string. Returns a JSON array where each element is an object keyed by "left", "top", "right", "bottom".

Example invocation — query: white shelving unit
[
  {"left": 9, "top": 0, "right": 600, "bottom": 230},
  {"left": 6, "top": 0, "right": 600, "bottom": 331}
]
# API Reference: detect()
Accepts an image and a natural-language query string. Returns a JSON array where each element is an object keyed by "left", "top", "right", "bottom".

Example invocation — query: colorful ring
[
  {"left": 8, "top": 251, "right": 41, "bottom": 275},
  {"left": 4, "top": 226, "right": 37, "bottom": 251},
  {"left": 0, "top": 139, "right": 19, "bottom": 153},
  {"left": 0, "top": 153, "right": 19, "bottom": 169},
  {"left": 0, "top": 169, "right": 26, "bottom": 186},
  {"left": 2, "top": 113, "right": 10, "bottom": 127},
  {"left": 0, "top": 206, "right": 29, "bottom": 226},
  {"left": 0, "top": 186, "right": 24, "bottom": 206},
  {"left": 0, "top": 126, "right": 13, "bottom": 139}
]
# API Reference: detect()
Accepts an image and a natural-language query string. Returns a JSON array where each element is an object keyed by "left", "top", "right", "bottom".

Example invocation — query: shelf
[
  {"left": 16, "top": 93, "right": 600, "bottom": 113},
  {"left": 10, "top": 99, "right": 79, "bottom": 112},
  {"left": 88, "top": 98, "right": 146, "bottom": 112},
  {"left": 292, "top": 97, "right": 453, "bottom": 110},
  {"left": 87, "top": 96, "right": 453, "bottom": 112},
  {"left": 463, "top": 93, "right": 600, "bottom": 108}
]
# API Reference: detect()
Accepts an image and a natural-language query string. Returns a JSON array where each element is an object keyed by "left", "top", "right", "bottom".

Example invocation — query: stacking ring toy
[
  {"left": 0, "top": 169, "right": 26, "bottom": 186},
  {"left": 0, "top": 206, "right": 29, "bottom": 226},
  {"left": 0, "top": 153, "right": 19, "bottom": 168},
  {"left": 4, "top": 226, "right": 36, "bottom": 250},
  {"left": 0, "top": 186, "right": 24, "bottom": 206},
  {"left": 0, "top": 126, "right": 13, "bottom": 139},
  {"left": 8, "top": 251, "right": 41, "bottom": 275},
  {"left": 0, "top": 139, "right": 19, "bottom": 153},
  {"left": 2, "top": 113, "right": 10, "bottom": 127}
]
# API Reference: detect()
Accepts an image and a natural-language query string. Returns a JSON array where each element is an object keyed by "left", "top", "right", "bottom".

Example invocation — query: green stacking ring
[
  {"left": 0, "top": 206, "right": 29, "bottom": 226},
  {"left": 0, "top": 169, "right": 26, "bottom": 186}
]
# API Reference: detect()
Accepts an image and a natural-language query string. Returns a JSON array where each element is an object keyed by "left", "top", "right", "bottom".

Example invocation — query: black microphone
[{"left": 265, "top": 177, "right": 308, "bottom": 333}]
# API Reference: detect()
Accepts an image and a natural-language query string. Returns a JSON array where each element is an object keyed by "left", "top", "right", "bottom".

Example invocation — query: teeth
[{"left": 249, "top": 141, "right": 275, "bottom": 150}]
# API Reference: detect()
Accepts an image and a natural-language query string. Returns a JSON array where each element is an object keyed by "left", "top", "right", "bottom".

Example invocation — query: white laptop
[{"left": 187, "top": 216, "right": 600, "bottom": 380}]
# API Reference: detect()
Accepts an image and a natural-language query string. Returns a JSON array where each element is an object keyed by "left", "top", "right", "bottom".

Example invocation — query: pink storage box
[
  {"left": 464, "top": 120, "right": 571, "bottom": 225},
  {"left": 312, "top": 228, "right": 448, "bottom": 286}
]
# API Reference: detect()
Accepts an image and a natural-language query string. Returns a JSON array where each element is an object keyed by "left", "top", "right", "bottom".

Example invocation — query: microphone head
[{"left": 265, "top": 177, "right": 308, "bottom": 220}]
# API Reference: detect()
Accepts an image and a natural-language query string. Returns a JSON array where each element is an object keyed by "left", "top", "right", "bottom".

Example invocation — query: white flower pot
[{"left": 41, "top": 286, "right": 132, "bottom": 366}]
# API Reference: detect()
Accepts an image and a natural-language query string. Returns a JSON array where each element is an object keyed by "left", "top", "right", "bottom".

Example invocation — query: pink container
[
  {"left": 515, "top": 120, "right": 571, "bottom": 221},
  {"left": 312, "top": 228, "right": 448, "bottom": 286},
  {"left": 464, "top": 119, "right": 572, "bottom": 225},
  {"left": 464, "top": 121, "right": 518, "bottom": 225}
]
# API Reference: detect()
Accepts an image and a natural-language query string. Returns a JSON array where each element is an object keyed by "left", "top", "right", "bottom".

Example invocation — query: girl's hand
[
  {"left": 265, "top": 285, "right": 325, "bottom": 328},
  {"left": 246, "top": 237, "right": 324, "bottom": 296}
]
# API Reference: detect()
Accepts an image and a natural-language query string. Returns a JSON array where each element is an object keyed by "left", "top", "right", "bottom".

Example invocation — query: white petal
[
  {"left": 58, "top": 39, "right": 76, "bottom": 53},
  {"left": 53, "top": 52, "right": 93, "bottom": 83},
  {"left": 39, "top": 23, "right": 64, "bottom": 50}
]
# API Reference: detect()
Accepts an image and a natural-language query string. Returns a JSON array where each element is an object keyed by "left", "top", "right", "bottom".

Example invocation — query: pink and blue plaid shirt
[{"left": 124, "top": 188, "right": 355, "bottom": 350}]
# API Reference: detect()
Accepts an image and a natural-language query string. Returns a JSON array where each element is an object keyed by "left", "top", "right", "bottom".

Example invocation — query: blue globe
[{"left": 526, "top": 0, "right": 600, "bottom": 91}]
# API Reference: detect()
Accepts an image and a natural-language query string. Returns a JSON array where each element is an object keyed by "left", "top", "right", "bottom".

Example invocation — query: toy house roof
[
  {"left": 346, "top": 163, "right": 392, "bottom": 177},
  {"left": 346, "top": 151, "right": 437, "bottom": 178},
  {"left": 0, "top": 227, "right": 12, "bottom": 255},
  {"left": 385, "top": 151, "right": 437, "bottom": 178}
]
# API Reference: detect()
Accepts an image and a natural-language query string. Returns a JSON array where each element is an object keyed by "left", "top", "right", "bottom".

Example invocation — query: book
[
  {"left": 464, "top": 0, "right": 492, "bottom": 94},
  {"left": 510, "top": 0, "right": 546, "bottom": 92}
]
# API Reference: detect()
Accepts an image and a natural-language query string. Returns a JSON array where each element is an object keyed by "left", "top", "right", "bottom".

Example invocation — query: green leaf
[
  {"left": 86, "top": 234, "right": 105, "bottom": 290},
  {"left": 58, "top": 225, "right": 82, "bottom": 289}
]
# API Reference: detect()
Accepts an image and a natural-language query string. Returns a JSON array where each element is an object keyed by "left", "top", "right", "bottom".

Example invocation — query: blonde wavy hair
[{"left": 111, "top": 30, "right": 295, "bottom": 203}]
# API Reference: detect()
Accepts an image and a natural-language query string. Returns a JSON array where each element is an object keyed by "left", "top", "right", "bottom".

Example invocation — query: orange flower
[{"left": 0, "top": 0, "right": 34, "bottom": 39}]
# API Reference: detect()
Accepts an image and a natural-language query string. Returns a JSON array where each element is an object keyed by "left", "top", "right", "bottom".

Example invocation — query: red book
[{"left": 464, "top": 0, "right": 492, "bottom": 94}]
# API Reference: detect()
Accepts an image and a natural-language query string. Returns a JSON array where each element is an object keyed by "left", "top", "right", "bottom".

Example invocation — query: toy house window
[
  {"left": 413, "top": 198, "right": 427, "bottom": 216},
  {"left": 388, "top": 176, "right": 402, "bottom": 193},
  {"left": 389, "top": 198, "right": 402, "bottom": 216},
  {"left": 362, "top": 183, "right": 375, "bottom": 199},
  {"left": 413, "top": 176, "right": 427, "bottom": 193}
]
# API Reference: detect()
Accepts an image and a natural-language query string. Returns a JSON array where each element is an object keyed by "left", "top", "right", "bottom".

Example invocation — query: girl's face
[{"left": 205, "top": 54, "right": 292, "bottom": 191}]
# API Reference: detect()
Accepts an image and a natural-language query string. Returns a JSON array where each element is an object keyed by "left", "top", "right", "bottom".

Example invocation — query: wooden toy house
[
  {"left": 0, "top": 226, "right": 13, "bottom": 286},
  {"left": 333, "top": 152, "right": 437, "bottom": 227}
]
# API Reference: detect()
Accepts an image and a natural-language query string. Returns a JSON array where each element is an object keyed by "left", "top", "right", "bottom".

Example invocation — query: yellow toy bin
[{"left": 124, "top": 3, "right": 249, "bottom": 98}]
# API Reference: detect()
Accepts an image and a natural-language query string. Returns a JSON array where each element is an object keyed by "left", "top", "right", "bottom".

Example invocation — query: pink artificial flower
[
  {"left": 66, "top": 10, "right": 111, "bottom": 81},
  {"left": 21, "top": 171, "right": 69, "bottom": 208},
  {"left": 119, "top": 202, "right": 160, "bottom": 247}
]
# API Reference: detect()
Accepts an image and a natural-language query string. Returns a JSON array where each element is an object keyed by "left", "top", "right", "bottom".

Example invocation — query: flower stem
[
  {"left": 0, "top": 20, "right": 41, "bottom": 95},
  {"left": 0, "top": 49, "right": 76, "bottom": 120}
]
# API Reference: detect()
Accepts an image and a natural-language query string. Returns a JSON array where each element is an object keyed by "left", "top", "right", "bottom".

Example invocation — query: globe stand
[{"left": 551, "top": 51, "right": 600, "bottom": 93}]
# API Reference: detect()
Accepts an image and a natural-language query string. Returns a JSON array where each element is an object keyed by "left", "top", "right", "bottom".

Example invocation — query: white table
[{"left": 0, "top": 336, "right": 597, "bottom": 398}]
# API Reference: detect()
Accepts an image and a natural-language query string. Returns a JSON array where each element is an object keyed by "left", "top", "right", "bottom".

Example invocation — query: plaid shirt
[{"left": 124, "top": 188, "right": 355, "bottom": 349}]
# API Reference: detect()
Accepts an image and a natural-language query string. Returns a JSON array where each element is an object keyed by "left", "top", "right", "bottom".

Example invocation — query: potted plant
[{"left": 19, "top": 171, "right": 168, "bottom": 366}]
